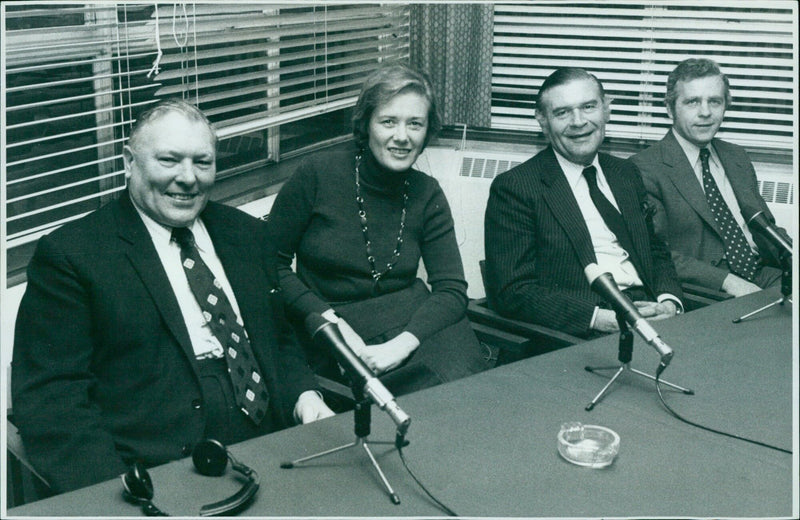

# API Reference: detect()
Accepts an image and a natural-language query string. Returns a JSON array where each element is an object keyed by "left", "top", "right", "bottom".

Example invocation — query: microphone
[
  {"left": 745, "top": 209, "right": 792, "bottom": 257},
  {"left": 584, "top": 263, "right": 674, "bottom": 374},
  {"left": 305, "top": 313, "right": 411, "bottom": 436}
]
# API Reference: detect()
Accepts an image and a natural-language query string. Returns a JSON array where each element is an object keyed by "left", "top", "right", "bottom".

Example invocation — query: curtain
[{"left": 410, "top": 3, "right": 493, "bottom": 128}]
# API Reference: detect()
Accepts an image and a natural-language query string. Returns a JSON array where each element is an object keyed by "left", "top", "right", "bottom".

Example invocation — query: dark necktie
[
  {"left": 583, "top": 166, "right": 636, "bottom": 260},
  {"left": 172, "top": 227, "right": 269, "bottom": 425},
  {"left": 699, "top": 148, "right": 759, "bottom": 282}
]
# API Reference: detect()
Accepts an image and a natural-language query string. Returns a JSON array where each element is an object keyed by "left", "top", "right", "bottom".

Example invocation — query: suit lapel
[
  {"left": 201, "top": 205, "right": 277, "bottom": 377},
  {"left": 660, "top": 131, "right": 721, "bottom": 234},
  {"left": 201, "top": 204, "right": 255, "bottom": 319},
  {"left": 114, "top": 194, "right": 197, "bottom": 366},
  {"left": 713, "top": 139, "right": 755, "bottom": 218},
  {"left": 539, "top": 147, "right": 598, "bottom": 268}
]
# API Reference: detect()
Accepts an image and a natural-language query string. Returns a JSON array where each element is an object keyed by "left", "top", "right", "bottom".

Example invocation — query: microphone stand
[
  {"left": 733, "top": 252, "right": 793, "bottom": 323},
  {"left": 280, "top": 385, "right": 406, "bottom": 505},
  {"left": 585, "top": 315, "right": 693, "bottom": 411}
]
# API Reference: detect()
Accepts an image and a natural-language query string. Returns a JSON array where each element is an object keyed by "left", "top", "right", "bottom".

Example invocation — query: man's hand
[
  {"left": 634, "top": 300, "right": 677, "bottom": 321},
  {"left": 721, "top": 273, "right": 761, "bottom": 297},
  {"left": 592, "top": 308, "right": 620, "bottom": 332},
  {"left": 592, "top": 300, "right": 678, "bottom": 332},
  {"left": 293, "top": 390, "right": 335, "bottom": 424},
  {"left": 359, "top": 331, "right": 420, "bottom": 375}
]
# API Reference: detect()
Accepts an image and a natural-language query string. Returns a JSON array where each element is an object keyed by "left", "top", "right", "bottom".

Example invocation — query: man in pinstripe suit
[{"left": 484, "top": 68, "right": 683, "bottom": 338}]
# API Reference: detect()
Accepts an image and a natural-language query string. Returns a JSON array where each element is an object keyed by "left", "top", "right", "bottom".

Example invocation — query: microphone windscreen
[
  {"left": 744, "top": 208, "right": 792, "bottom": 253},
  {"left": 304, "top": 312, "right": 329, "bottom": 338},
  {"left": 739, "top": 199, "right": 767, "bottom": 224},
  {"left": 747, "top": 211, "right": 772, "bottom": 231}
]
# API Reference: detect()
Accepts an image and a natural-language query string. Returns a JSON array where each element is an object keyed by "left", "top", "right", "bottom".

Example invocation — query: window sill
[{"left": 211, "top": 140, "right": 354, "bottom": 209}]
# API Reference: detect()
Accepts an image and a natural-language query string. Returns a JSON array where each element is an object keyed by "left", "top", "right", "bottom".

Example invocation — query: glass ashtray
[{"left": 557, "top": 422, "right": 620, "bottom": 468}]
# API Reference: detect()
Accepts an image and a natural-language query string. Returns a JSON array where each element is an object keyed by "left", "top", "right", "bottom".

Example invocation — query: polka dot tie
[
  {"left": 699, "top": 148, "right": 759, "bottom": 282},
  {"left": 172, "top": 227, "right": 269, "bottom": 425}
]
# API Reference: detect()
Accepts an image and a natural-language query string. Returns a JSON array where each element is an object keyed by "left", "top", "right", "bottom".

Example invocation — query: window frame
[{"left": 2, "top": 2, "right": 411, "bottom": 286}]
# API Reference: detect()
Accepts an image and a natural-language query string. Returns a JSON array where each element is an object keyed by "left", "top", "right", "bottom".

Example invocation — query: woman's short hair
[
  {"left": 665, "top": 58, "right": 732, "bottom": 112},
  {"left": 352, "top": 64, "right": 441, "bottom": 150},
  {"left": 129, "top": 99, "right": 217, "bottom": 150}
]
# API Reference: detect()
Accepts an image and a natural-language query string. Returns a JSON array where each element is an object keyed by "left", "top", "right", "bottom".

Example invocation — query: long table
[{"left": 8, "top": 288, "right": 797, "bottom": 517}]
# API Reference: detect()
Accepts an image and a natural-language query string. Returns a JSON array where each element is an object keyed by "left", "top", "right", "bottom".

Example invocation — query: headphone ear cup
[
  {"left": 121, "top": 462, "right": 154, "bottom": 501},
  {"left": 192, "top": 439, "right": 229, "bottom": 476}
]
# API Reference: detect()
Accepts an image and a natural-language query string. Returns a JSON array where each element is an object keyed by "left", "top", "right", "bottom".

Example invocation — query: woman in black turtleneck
[{"left": 266, "top": 65, "right": 487, "bottom": 397}]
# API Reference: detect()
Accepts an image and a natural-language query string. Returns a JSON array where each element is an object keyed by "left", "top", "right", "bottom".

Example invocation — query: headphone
[{"left": 121, "top": 439, "right": 260, "bottom": 517}]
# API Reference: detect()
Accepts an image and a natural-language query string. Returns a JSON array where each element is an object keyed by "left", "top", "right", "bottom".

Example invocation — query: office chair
[
  {"left": 7, "top": 367, "right": 52, "bottom": 507},
  {"left": 467, "top": 261, "right": 581, "bottom": 365}
]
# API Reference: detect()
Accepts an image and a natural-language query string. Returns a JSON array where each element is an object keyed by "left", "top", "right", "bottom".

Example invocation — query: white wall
[
  {"left": 415, "top": 147, "right": 481, "bottom": 297},
  {"left": 1, "top": 284, "right": 26, "bottom": 377},
  {"left": 237, "top": 194, "right": 276, "bottom": 220},
  {"left": 415, "top": 145, "right": 539, "bottom": 299}
]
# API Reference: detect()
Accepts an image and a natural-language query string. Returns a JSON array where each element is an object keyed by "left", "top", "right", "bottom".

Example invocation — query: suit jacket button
[{"left": 192, "top": 399, "right": 202, "bottom": 410}]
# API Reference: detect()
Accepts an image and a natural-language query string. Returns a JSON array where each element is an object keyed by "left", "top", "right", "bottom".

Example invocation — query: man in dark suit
[
  {"left": 11, "top": 100, "right": 333, "bottom": 494},
  {"left": 631, "top": 58, "right": 784, "bottom": 297},
  {"left": 485, "top": 68, "right": 683, "bottom": 338}
]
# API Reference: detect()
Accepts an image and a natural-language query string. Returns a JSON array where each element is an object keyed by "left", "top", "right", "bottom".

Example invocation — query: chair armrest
[
  {"left": 314, "top": 375, "right": 355, "bottom": 413},
  {"left": 467, "top": 298, "right": 581, "bottom": 348},
  {"left": 680, "top": 282, "right": 733, "bottom": 311},
  {"left": 470, "top": 322, "right": 533, "bottom": 355},
  {"left": 681, "top": 282, "right": 732, "bottom": 300},
  {"left": 7, "top": 413, "right": 51, "bottom": 491},
  {"left": 315, "top": 375, "right": 353, "bottom": 400}
]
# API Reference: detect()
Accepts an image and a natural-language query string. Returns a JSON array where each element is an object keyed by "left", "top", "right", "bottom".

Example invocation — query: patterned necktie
[
  {"left": 583, "top": 166, "right": 636, "bottom": 260},
  {"left": 172, "top": 227, "right": 269, "bottom": 425},
  {"left": 699, "top": 148, "right": 759, "bottom": 282}
]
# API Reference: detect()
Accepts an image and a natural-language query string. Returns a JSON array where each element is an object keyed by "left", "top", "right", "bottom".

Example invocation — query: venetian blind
[
  {"left": 491, "top": 2, "right": 795, "bottom": 151},
  {"left": 3, "top": 2, "right": 410, "bottom": 281}
]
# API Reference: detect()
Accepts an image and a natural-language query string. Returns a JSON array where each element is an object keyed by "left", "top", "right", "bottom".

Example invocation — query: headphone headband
[{"left": 122, "top": 439, "right": 259, "bottom": 517}]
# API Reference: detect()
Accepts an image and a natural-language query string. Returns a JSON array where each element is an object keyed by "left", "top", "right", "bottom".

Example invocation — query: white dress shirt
[
  {"left": 134, "top": 205, "right": 245, "bottom": 359},
  {"left": 554, "top": 151, "right": 643, "bottom": 290}
]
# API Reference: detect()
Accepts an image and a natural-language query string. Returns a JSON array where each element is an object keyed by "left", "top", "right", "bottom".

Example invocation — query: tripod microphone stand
[
  {"left": 280, "top": 386, "right": 407, "bottom": 505},
  {"left": 585, "top": 316, "right": 693, "bottom": 411},
  {"left": 733, "top": 253, "right": 792, "bottom": 324}
]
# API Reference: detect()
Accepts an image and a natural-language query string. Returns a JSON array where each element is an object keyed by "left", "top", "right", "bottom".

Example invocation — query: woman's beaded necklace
[{"left": 354, "top": 153, "right": 410, "bottom": 292}]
